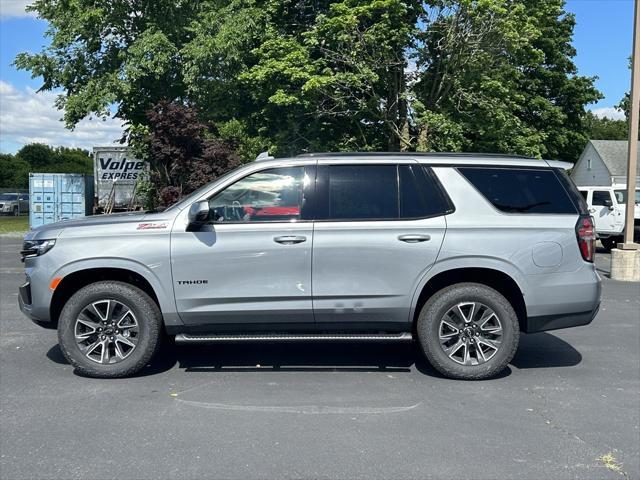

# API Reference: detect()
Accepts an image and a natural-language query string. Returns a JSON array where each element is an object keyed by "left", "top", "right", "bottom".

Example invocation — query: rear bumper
[{"left": 524, "top": 303, "right": 599, "bottom": 333}]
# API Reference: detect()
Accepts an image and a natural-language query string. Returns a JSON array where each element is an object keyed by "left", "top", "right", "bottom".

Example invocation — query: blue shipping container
[{"left": 29, "top": 173, "right": 94, "bottom": 229}]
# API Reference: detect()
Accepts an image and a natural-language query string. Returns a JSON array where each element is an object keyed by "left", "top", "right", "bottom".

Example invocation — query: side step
[{"left": 175, "top": 332, "right": 413, "bottom": 343}]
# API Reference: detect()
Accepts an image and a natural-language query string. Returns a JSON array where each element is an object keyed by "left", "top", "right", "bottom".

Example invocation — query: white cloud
[
  {"left": 0, "top": 0, "right": 36, "bottom": 18},
  {"left": 0, "top": 81, "right": 125, "bottom": 153},
  {"left": 591, "top": 106, "right": 626, "bottom": 121}
]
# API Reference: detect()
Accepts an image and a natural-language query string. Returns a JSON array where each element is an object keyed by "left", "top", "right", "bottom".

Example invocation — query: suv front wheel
[
  {"left": 57, "top": 281, "right": 162, "bottom": 378},
  {"left": 417, "top": 283, "right": 519, "bottom": 380}
]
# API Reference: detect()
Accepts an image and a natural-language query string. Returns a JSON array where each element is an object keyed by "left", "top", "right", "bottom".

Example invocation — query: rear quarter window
[{"left": 458, "top": 167, "right": 578, "bottom": 214}]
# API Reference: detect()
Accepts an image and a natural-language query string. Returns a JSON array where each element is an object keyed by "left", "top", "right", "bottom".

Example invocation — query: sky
[{"left": 0, "top": 0, "right": 635, "bottom": 154}]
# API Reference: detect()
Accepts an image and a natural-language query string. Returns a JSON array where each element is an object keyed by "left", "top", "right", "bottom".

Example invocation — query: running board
[{"left": 174, "top": 332, "right": 413, "bottom": 343}]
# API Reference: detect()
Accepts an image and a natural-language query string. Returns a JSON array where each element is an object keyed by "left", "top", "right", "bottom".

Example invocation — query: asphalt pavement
[{"left": 1, "top": 235, "right": 638, "bottom": 480}]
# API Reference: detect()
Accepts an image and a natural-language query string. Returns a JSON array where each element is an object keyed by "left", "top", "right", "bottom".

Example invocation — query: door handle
[
  {"left": 398, "top": 234, "right": 431, "bottom": 243},
  {"left": 274, "top": 235, "right": 307, "bottom": 245},
  {"left": 588, "top": 208, "right": 596, "bottom": 213}
]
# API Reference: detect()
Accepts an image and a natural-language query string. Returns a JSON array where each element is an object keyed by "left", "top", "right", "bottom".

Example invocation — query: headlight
[{"left": 20, "top": 239, "right": 56, "bottom": 261}]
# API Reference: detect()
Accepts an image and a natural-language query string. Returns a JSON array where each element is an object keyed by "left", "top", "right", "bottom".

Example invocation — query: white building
[{"left": 571, "top": 140, "right": 640, "bottom": 186}]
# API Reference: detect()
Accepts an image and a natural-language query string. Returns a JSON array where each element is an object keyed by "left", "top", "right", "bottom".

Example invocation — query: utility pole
[
  {"left": 611, "top": 0, "right": 640, "bottom": 281},
  {"left": 620, "top": 0, "right": 640, "bottom": 249}
]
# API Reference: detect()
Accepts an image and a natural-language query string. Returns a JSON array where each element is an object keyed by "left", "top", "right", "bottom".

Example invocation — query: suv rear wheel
[
  {"left": 417, "top": 283, "right": 519, "bottom": 380},
  {"left": 57, "top": 281, "right": 162, "bottom": 378}
]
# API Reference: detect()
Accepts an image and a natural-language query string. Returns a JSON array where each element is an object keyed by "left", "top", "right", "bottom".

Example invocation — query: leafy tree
[
  {"left": 15, "top": 0, "right": 200, "bottom": 128},
  {"left": 584, "top": 111, "right": 628, "bottom": 140},
  {"left": 16, "top": 0, "right": 602, "bottom": 163},
  {"left": 15, "top": 144, "right": 92, "bottom": 174},
  {"left": 141, "top": 100, "right": 241, "bottom": 206},
  {"left": 0, "top": 154, "right": 30, "bottom": 189},
  {"left": 15, "top": 144, "right": 53, "bottom": 169},
  {"left": 618, "top": 93, "right": 630, "bottom": 120},
  {"left": 414, "top": 0, "right": 601, "bottom": 161}
]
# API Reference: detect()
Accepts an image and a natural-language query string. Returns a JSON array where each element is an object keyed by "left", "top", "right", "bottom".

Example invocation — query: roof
[{"left": 589, "top": 140, "right": 640, "bottom": 176}]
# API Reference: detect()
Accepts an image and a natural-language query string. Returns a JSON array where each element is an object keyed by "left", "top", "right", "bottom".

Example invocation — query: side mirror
[{"left": 187, "top": 201, "right": 210, "bottom": 231}]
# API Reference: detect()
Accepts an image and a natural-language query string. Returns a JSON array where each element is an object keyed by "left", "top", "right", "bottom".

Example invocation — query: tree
[
  {"left": 15, "top": 0, "right": 200, "bottom": 128},
  {"left": 584, "top": 111, "right": 629, "bottom": 140},
  {"left": 15, "top": 144, "right": 92, "bottom": 174},
  {"left": 15, "top": 144, "right": 53, "bottom": 169},
  {"left": 0, "top": 154, "right": 30, "bottom": 189},
  {"left": 240, "top": 0, "right": 421, "bottom": 153},
  {"left": 16, "top": 0, "right": 602, "bottom": 163},
  {"left": 413, "top": 0, "right": 601, "bottom": 161},
  {"left": 141, "top": 100, "right": 241, "bottom": 206}
]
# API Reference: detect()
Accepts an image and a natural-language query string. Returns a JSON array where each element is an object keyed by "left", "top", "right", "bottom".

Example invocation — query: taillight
[{"left": 576, "top": 215, "right": 596, "bottom": 262}]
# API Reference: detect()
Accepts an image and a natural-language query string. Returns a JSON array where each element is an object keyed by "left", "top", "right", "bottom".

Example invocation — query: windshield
[
  {"left": 614, "top": 189, "right": 640, "bottom": 204},
  {"left": 0, "top": 194, "right": 18, "bottom": 201},
  {"left": 163, "top": 165, "right": 246, "bottom": 212}
]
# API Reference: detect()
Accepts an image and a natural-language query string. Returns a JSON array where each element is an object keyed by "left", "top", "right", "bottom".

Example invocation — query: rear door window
[
  {"left": 458, "top": 167, "right": 578, "bottom": 214},
  {"left": 327, "top": 165, "right": 398, "bottom": 220}
]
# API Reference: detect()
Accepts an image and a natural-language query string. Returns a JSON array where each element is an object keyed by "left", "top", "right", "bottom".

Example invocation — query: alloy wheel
[
  {"left": 438, "top": 301, "right": 503, "bottom": 366},
  {"left": 74, "top": 299, "right": 139, "bottom": 364}
]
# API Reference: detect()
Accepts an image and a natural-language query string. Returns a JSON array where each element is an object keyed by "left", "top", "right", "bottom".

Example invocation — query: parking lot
[{"left": 0, "top": 235, "right": 638, "bottom": 480}]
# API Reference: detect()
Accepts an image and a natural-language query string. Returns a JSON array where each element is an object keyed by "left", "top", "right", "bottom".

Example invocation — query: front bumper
[{"left": 18, "top": 280, "right": 56, "bottom": 329}]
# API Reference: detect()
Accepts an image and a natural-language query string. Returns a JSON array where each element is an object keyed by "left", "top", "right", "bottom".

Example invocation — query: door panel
[
  {"left": 171, "top": 223, "right": 313, "bottom": 325},
  {"left": 170, "top": 165, "right": 315, "bottom": 327},
  {"left": 311, "top": 163, "right": 448, "bottom": 327},
  {"left": 312, "top": 219, "right": 445, "bottom": 325},
  {"left": 590, "top": 190, "right": 617, "bottom": 233}
]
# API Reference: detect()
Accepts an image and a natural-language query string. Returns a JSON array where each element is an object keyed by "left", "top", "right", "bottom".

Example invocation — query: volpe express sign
[
  {"left": 98, "top": 157, "right": 145, "bottom": 180},
  {"left": 93, "top": 146, "right": 148, "bottom": 209}
]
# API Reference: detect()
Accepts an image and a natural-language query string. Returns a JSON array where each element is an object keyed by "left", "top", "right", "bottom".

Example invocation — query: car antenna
[{"left": 255, "top": 151, "right": 274, "bottom": 161}]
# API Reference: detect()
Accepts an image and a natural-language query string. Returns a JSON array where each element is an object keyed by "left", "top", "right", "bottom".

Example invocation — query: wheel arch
[
  {"left": 50, "top": 267, "right": 164, "bottom": 327},
  {"left": 411, "top": 267, "right": 528, "bottom": 332}
]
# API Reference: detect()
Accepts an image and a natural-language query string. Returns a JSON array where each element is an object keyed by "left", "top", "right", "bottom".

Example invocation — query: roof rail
[{"left": 296, "top": 151, "right": 536, "bottom": 160}]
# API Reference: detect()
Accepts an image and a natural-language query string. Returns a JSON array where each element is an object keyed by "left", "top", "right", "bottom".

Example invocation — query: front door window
[{"left": 209, "top": 167, "right": 306, "bottom": 223}]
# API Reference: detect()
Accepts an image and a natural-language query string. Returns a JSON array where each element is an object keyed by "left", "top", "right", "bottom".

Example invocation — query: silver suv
[
  {"left": 19, "top": 153, "right": 601, "bottom": 379},
  {"left": 1, "top": 193, "right": 29, "bottom": 215}
]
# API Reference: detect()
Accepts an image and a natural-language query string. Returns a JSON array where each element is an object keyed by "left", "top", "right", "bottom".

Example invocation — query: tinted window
[
  {"left": 553, "top": 168, "right": 588, "bottom": 214},
  {"left": 328, "top": 165, "right": 398, "bottom": 219},
  {"left": 209, "top": 167, "right": 306, "bottom": 222},
  {"left": 579, "top": 190, "right": 588, "bottom": 200},
  {"left": 399, "top": 165, "right": 450, "bottom": 218},
  {"left": 458, "top": 167, "right": 577, "bottom": 214},
  {"left": 592, "top": 191, "right": 612, "bottom": 206}
]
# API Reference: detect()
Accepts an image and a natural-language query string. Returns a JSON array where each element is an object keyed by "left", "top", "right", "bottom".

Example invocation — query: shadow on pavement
[
  {"left": 511, "top": 332, "right": 582, "bottom": 369},
  {"left": 46, "top": 331, "right": 581, "bottom": 378}
]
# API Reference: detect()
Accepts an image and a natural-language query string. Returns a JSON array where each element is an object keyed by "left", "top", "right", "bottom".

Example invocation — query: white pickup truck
[{"left": 577, "top": 185, "right": 640, "bottom": 250}]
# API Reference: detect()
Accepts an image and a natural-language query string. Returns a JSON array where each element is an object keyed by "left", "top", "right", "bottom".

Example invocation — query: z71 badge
[{"left": 137, "top": 222, "right": 168, "bottom": 230}]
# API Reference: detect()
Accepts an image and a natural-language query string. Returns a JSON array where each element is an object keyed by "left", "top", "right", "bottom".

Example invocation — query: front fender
[{"left": 52, "top": 257, "right": 179, "bottom": 325}]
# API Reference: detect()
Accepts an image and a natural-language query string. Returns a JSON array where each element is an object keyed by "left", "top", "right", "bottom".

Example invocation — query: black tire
[
  {"left": 57, "top": 281, "right": 163, "bottom": 378},
  {"left": 600, "top": 237, "right": 618, "bottom": 251},
  {"left": 13, "top": 206, "right": 18, "bottom": 216},
  {"left": 416, "top": 282, "right": 519, "bottom": 380}
]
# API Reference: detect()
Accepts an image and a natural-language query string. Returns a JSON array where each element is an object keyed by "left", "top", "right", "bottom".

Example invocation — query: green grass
[{"left": 0, "top": 216, "right": 29, "bottom": 234}]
